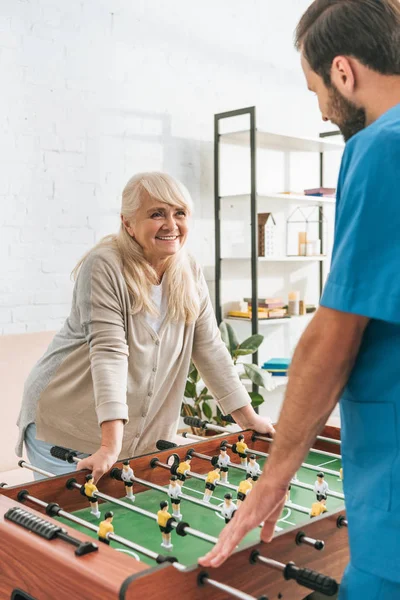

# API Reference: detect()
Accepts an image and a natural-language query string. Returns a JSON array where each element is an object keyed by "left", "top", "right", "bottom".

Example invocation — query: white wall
[{"left": 0, "top": 0, "right": 343, "bottom": 335}]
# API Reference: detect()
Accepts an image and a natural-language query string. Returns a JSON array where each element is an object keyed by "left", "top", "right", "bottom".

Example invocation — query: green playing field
[{"left": 56, "top": 450, "right": 344, "bottom": 568}]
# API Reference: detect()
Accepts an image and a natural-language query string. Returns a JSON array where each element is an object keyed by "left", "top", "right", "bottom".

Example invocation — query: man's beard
[{"left": 328, "top": 84, "right": 366, "bottom": 142}]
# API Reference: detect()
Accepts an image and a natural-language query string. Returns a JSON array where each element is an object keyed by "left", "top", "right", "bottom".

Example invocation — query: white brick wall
[{"left": 1, "top": 0, "right": 333, "bottom": 334}]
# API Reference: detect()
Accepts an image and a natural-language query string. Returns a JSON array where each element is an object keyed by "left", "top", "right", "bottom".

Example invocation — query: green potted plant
[{"left": 181, "top": 321, "right": 275, "bottom": 431}]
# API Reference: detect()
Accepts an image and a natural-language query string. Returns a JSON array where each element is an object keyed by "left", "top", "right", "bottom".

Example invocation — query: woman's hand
[
  {"left": 78, "top": 447, "right": 120, "bottom": 484},
  {"left": 231, "top": 405, "right": 276, "bottom": 436}
]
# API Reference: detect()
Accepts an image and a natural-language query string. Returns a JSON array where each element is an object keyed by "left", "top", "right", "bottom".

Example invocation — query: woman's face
[{"left": 125, "top": 192, "right": 190, "bottom": 263}]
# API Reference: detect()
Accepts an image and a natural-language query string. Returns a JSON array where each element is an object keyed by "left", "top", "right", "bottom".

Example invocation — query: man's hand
[
  {"left": 198, "top": 481, "right": 287, "bottom": 568},
  {"left": 78, "top": 447, "right": 119, "bottom": 484}
]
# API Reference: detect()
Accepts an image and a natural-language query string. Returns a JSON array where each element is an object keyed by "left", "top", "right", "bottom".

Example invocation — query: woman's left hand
[
  {"left": 231, "top": 405, "right": 275, "bottom": 436},
  {"left": 249, "top": 414, "right": 275, "bottom": 436}
]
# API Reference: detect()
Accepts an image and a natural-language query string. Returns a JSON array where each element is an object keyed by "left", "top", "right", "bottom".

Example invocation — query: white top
[
  {"left": 221, "top": 502, "right": 237, "bottom": 520},
  {"left": 121, "top": 467, "right": 134, "bottom": 482},
  {"left": 314, "top": 480, "right": 329, "bottom": 495},
  {"left": 145, "top": 278, "right": 167, "bottom": 334},
  {"left": 217, "top": 454, "right": 230, "bottom": 468},
  {"left": 168, "top": 484, "right": 182, "bottom": 500},
  {"left": 247, "top": 462, "right": 262, "bottom": 477}
]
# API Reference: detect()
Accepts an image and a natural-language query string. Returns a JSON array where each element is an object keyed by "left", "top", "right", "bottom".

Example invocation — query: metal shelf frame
[{"left": 214, "top": 106, "right": 342, "bottom": 372}]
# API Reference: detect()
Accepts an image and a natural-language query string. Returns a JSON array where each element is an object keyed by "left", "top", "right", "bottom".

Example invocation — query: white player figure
[
  {"left": 314, "top": 472, "right": 329, "bottom": 501},
  {"left": 217, "top": 445, "right": 230, "bottom": 484},
  {"left": 121, "top": 460, "right": 135, "bottom": 502},
  {"left": 247, "top": 454, "right": 262, "bottom": 482},
  {"left": 221, "top": 493, "right": 237, "bottom": 524},
  {"left": 168, "top": 475, "right": 182, "bottom": 520}
]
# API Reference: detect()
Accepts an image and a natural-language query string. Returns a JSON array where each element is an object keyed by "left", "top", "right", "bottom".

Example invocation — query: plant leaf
[
  {"left": 219, "top": 321, "right": 239, "bottom": 355},
  {"left": 184, "top": 381, "right": 197, "bottom": 398},
  {"left": 243, "top": 363, "right": 269, "bottom": 388},
  {"left": 239, "top": 333, "right": 264, "bottom": 353},
  {"left": 235, "top": 348, "right": 255, "bottom": 356},
  {"left": 202, "top": 401, "right": 213, "bottom": 420},
  {"left": 249, "top": 391, "right": 264, "bottom": 408},
  {"left": 188, "top": 363, "right": 200, "bottom": 383}
]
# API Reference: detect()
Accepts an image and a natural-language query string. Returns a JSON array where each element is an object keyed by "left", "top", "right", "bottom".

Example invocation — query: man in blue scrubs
[{"left": 200, "top": 1, "right": 400, "bottom": 597}]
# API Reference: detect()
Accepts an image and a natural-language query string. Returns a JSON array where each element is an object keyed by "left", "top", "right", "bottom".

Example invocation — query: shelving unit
[{"left": 214, "top": 106, "right": 343, "bottom": 371}]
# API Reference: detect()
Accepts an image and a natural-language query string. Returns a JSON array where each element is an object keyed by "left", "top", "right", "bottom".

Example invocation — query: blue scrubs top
[{"left": 320, "top": 102, "right": 400, "bottom": 582}]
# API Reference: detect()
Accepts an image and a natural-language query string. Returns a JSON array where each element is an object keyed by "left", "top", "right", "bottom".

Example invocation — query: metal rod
[
  {"left": 190, "top": 449, "right": 247, "bottom": 473},
  {"left": 252, "top": 435, "right": 341, "bottom": 458},
  {"left": 285, "top": 501, "right": 311, "bottom": 516},
  {"left": 317, "top": 435, "right": 341, "bottom": 446},
  {"left": 20, "top": 492, "right": 179, "bottom": 563},
  {"left": 256, "top": 555, "right": 284, "bottom": 572},
  {"left": 18, "top": 460, "right": 55, "bottom": 478},
  {"left": 202, "top": 574, "right": 260, "bottom": 600},
  {"left": 154, "top": 459, "right": 238, "bottom": 492},
  {"left": 291, "top": 479, "right": 344, "bottom": 500},
  {"left": 228, "top": 445, "right": 342, "bottom": 477}
]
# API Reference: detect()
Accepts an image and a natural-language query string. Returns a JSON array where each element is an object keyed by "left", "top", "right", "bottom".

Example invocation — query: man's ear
[{"left": 331, "top": 55, "right": 356, "bottom": 94}]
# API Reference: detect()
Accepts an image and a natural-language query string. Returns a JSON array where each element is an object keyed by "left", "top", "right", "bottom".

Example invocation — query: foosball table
[{"left": 0, "top": 421, "right": 348, "bottom": 600}]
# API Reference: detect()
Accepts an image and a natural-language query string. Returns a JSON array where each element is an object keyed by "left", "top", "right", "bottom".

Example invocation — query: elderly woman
[{"left": 16, "top": 172, "right": 274, "bottom": 481}]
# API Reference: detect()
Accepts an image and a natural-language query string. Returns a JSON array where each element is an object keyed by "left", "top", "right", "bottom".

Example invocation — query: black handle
[
  {"left": 284, "top": 562, "right": 338, "bottom": 596},
  {"left": 183, "top": 416, "right": 207, "bottom": 428},
  {"left": 5, "top": 507, "right": 98, "bottom": 556},
  {"left": 50, "top": 446, "right": 78, "bottom": 463},
  {"left": 221, "top": 414, "right": 236, "bottom": 424},
  {"left": 156, "top": 439, "right": 178, "bottom": 450}
]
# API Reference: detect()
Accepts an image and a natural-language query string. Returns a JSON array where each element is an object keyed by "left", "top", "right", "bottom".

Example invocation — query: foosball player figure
[
  {"left": 168, "top": 475, "right": 182, "bottom": 520},
  {"left": 314, "top": 472, "right": 329, "bottom": 502},
  {"left": 217, "top": 445, "right": 230, "bottom": 483},
  {"left": 98, "top": 511, "right": 114, "bottom": 545},
  {"left": 176, "top": 456, "right": 192, "bottom": 488},
  {"left": 121, "top": 460, "right": 135, "bottom": 502},
  {"left": 203, "top": 467, "right": 221, "bottom": 503},
  {"left": 221, "top": 493, "right": 237, "bottom": 524},
  {"left": 310, "top": 498, "right": 327, "bottom": 518},
  {"left": 84, "top": 474, "right": 101, "bottom": 518},
  {"left": 286, "top": 484, "right": 291, "bottom": 502},
  {"left": 235, "top": 434, "right": 248, "bottom": 466},
  {"left": 237, "top": 474, "right": 253, "bottom": 506},
  {"left": 247, "top": 454, "right": 262, "bottom": 482},
  {"left": 157, "top": 501, "right": 174, "bottom": 549},
  {"left": 340, "top": 467, "right": 344, "bottom": 481}
]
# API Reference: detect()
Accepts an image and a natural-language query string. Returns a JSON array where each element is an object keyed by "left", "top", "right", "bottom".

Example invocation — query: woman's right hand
[{"left": 78, "top": 447, "right": 120, "bottom": 484}]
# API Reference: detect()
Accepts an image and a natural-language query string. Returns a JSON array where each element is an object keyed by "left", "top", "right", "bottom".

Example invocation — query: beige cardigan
[{"left": 16, "top": 246, "right": 250, "bottom": 459}]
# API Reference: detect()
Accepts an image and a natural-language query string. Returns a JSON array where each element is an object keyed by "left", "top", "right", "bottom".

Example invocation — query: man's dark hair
[{"left": 295, "top": 0, "right": 400, "bottom": 85}]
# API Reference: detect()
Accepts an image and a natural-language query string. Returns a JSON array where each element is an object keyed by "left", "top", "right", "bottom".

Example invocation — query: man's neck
[{"left": 363, "top": 77, "right": 400, "bottom": 126}]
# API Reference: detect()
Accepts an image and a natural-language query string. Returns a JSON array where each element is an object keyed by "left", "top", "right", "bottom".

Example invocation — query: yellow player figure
[
  {"left": 310, "top": 498, "right": 328, "bottom": 518},
  {"left": 203, "top": 467, "right": 220, "bottom": 502},
  {"left": 157, "top": 500, "right": 173, "bottom": 549},
  {"left": 236, "top": 474, "right": 253, "bottom": 506},
  {"left": 340, "top": 467, "right": 344, "bottom": 481},
  {"left": 176, "top": 456, "right": 191, "bottom": 487},
  {"left": 235, "top": 434, "right": 248, "bottom": 466},
  {"left": 84, "top": 473, "right": 101, "bottom": 518},
  {"left": 121, "top": 460, "right": 135, "bottom": 502},
  {"left": 98, "top": 511, "right": 114, "bottom": 545}
]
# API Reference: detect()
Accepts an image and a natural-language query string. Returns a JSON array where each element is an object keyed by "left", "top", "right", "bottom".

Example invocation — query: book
[{"left": 304, "top": 187, "right": 336, "bottom": 197}]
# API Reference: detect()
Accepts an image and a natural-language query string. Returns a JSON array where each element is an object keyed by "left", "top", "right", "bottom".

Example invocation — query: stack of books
[
  {"left": 262, "top": 358, "right": 291, "bottom": 376},
  {"left": 227, "top": 298, "right": 288, "bottom": 320},
  {"left": 304, "top": 187, "right": 336, "bottom": 197}
]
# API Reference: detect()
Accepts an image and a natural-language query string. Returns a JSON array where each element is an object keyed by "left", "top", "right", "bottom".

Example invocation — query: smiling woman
[{"left": 16, "top": 171, "right": 275, "bottom": 483}]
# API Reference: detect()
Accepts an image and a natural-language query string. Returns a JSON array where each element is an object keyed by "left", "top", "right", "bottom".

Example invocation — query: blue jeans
[
  {"left": 339, "top": 564, "right": 400, "bottom": 600},
  {"left": 24, "top": 424, "right": 79, "bottom": 480}
]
